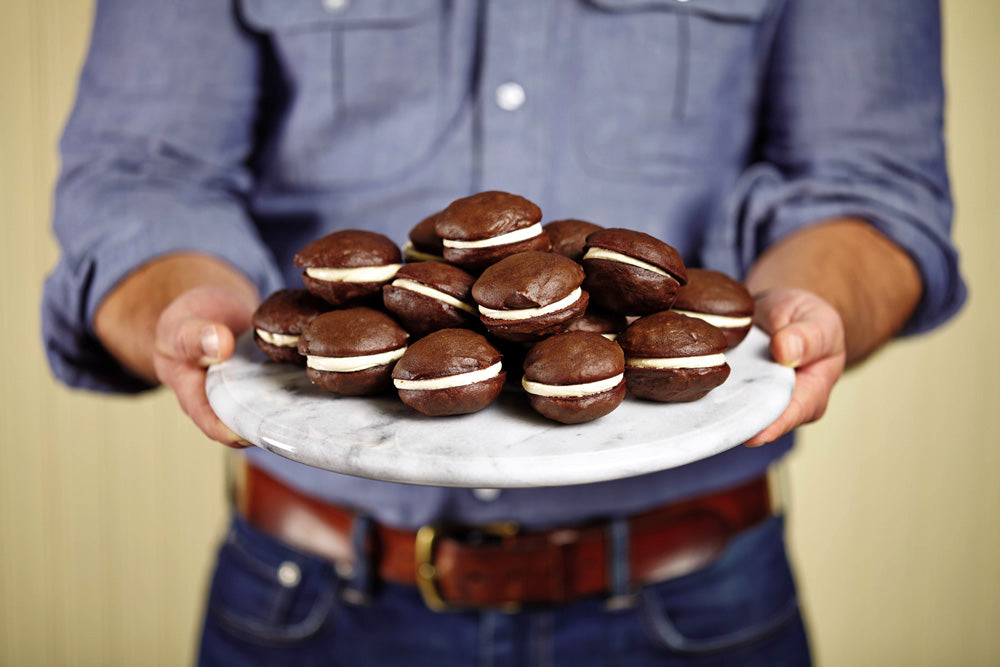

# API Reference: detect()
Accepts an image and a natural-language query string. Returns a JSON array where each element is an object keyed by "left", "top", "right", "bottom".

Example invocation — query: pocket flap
[
  {"left": 585, "top": 0, "right": 772, "bottom": 22},
  {"left": 239, "top": 0, "right": 439, "bottom": 32}
]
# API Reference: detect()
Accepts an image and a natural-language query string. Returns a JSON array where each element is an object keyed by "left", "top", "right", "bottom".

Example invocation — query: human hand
[
  {"left": 153, "top": 286, "right": 255, "bottom": 448},
  {"left": 744, "top": 288, "right": 846, "bottom": 446}
]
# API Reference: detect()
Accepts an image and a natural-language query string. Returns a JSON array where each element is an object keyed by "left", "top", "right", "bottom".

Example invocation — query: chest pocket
[
  {"left": 239, "top": 0, "right": 457, "bottom": 189},
  {"left": 572, "top": 0, "right": 774, "bottom": 183}
]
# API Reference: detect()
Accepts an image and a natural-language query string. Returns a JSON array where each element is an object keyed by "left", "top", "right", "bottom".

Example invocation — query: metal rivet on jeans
[
  {"left": 335, "top": 560, "right": 355, "bottom": 579},
  {"left": 277, "top": 561, "right": 301, "bottom": 587}
]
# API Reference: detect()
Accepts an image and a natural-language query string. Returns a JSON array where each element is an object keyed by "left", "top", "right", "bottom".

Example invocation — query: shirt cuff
[
  {"left": 703, "top": 163, "right": 967, "bottom": 336},
  {"left": 42, "top": 196, "right": 284, "bottom": 393}
]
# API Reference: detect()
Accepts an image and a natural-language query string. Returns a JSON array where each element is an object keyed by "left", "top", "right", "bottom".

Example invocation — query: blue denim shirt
[{"left": 43, "top": 0, "right": 965, "bottom": 528}]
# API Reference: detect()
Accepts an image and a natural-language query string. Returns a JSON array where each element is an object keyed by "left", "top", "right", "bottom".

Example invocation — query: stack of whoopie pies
[{"left": 251, "top": 190, "right": 754, "bottom": 423}]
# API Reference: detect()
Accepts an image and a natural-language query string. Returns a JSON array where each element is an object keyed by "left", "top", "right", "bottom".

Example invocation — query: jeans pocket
[
  {"left": 207, "top": 517, "right": 340, "bottom": 645},
  {"left": 637, "top": 516, "right": 801, "bottom": 656}
]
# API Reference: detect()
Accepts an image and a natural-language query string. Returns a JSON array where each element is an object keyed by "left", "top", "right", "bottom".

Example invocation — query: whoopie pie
[
  {"left": 472, "top": 251, "right": 589, "bottom": 342},
  {"left": 252, "top": 289, "right": 330, "bottom": 364},
  {"left": 435, "top": 191, "right": 550, "bottom": 271},
  {"left": 617, "top": 311, "right": 730, "bottom": 402},
  {"left": 560, "top": 305, "right": 628, "bottom": 340},
  {"left": 392, "top": 328, "right": 505, "bottom": 416},
  {"left": 298, "top": 308, "right": 409, "bottom": 395},
  {"left": 382, "top": 261, "right": 478, "bottom": 338},
  {"left": 671, "top": 268, "right": 755, "bottom": 348},
  {"left": 581, "top": 228, "right": 687, "bottom": 315},
  {"left": 544, "top": 218, "right": 604, "bottom": 262},
  {"left": 402, "top": 211, "right": 446, "bottom": 263},
  {"left": 294, "top": 230, "right": 402, "bottom": 307},
  {"left": 521, "top": 332, "right": 626, "bottom": 424}
]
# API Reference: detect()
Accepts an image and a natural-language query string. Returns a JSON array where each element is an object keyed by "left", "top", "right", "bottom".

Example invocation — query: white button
[
  {"left": 495, "top": 82, "right": 526, "bottom": 111},
  {"left": 323, "top": 0, "right": 349, "bottom": 12},
  {"left": 277, "top": 561, "right": 301, "bottom": 587},
  {"left": 473, "top": 488, "right": 502, "bottom": 502}
]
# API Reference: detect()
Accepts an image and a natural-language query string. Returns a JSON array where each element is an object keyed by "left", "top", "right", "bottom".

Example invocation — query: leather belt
[{"left": 235, "top": 460, "right": 772, "bottom": 611}]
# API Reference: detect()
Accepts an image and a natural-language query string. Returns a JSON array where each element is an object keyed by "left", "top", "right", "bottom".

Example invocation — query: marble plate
[{"left": 207, "top": 327, "right": 793, "bottom": 488}]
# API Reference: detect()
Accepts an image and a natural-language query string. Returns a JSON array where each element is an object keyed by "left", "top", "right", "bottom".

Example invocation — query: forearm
[
  {"left": 745, "top": 218, "right": 922, "bottom": 366},
  {"left": 93, "top": 253, "right": 259, "bottom": 384}
]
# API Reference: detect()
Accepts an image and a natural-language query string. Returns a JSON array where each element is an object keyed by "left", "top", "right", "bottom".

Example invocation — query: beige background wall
[{"left": 1, "top": 1, "right": 996, "bottom": 665}]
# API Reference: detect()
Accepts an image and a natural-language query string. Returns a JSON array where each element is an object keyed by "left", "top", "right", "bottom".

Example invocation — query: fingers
[
  {"left": 154, "top": 287, "right": 255, "bottom": 448},
  {"left": 154, "top": 352, "right": 250, "bottom": 448},
  {"left": 744, "top": 353, "right": 843, "bottom": 446},
  {"left": 746, "top": 288, "right": 846, "bottom": 446}
]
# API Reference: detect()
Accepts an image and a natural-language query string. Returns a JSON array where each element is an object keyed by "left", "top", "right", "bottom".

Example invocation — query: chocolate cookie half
[
  {"left": 435, "top": 191, "right": 550, "bottom": 271},
  {"left": 560, "top": 305, "right": 628, "bottom": 340},
  {"left": 581, "top": 228, "right": 687, "bottom": 315},
  {"left": 252, "top": 289, "right": 330, "bottom": 364},
  {"left": 544, "top": 219, "right": 604, "bottom": 262},
  {"left": 298, "top": 308, "right": 409, "bottom": 395},
  {"left": 522, "top": 332, "right": 626, "bottom": 424},
  {"left": 671, "top": 268, "right": 754, "bottom": 348},
  {"left": 472, "top": 251, "right": 589, "bottom": 342},
  {"left": 382, "top": 261, "right": 478, "bottom": 338},
  {"left": 402, "top": 211, "right": 446, "bottom": 263},
  {"left": 392, "top": 329, "right": 505, "bottom": 416},
  {"left": 617, "top": 311, "right": 730, "bottom": 402},
  {"left": 294, "top": 230, "right": 402, "bottom": 307}
]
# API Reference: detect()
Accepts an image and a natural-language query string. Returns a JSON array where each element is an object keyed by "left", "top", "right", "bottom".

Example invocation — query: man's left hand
[{"left": 745, "top": 287, "right": 846, "bottom": 446}]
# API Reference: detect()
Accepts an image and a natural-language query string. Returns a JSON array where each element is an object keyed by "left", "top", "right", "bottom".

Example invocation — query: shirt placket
[{"left": 476, "top": 0, "right": 549, "bottom": 196}]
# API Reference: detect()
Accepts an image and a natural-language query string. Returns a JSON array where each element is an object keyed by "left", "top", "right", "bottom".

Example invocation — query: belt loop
[
  {"left": 605, "top": 517, "right": 635, "bottom": 610},
  {"left": 342, "top": 515, "right": 376, "bottom": 605}
]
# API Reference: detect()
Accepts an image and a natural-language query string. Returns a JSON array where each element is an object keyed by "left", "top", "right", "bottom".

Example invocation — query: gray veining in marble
[{"left": 206, "top": 327, "right": 793, "bottom": 488}]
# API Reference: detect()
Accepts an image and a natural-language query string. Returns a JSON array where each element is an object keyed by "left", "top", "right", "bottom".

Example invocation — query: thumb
[
  {"left": 155, "top": 286, "right": 254, "bottom": 365},
  {"left": 157, "top": 318, "right": 236, "bottom": 366},
  {"left": 754, "top": 288, "right": 845, "bottom": 369}
]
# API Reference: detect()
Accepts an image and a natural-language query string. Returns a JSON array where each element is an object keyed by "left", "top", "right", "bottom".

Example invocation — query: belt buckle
[{"left": 414, "top": 521, "right": 519, "bottom": 613}]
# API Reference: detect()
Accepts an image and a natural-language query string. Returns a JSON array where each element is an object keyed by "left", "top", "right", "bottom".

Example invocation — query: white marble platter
[{"left": 207, "top": 327, "right": 793, "bottom": 488}]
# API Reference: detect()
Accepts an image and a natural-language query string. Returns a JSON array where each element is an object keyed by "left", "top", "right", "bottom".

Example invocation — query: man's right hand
[
  {"left": 153, "top": 286, "right": 255, "bottom": 447},
  {"left": 94, "top": 253, "right": 260, "bottom": 448}
]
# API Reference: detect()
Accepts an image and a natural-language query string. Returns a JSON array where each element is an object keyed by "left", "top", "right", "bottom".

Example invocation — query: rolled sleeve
[
  {"left": 707, "top": 0, "right": 966, "bottom": 335},
  {"left": 42, "top": 0, "right": 284, "bottom": 392}
]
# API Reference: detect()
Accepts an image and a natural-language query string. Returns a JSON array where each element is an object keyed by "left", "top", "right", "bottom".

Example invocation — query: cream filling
[
  {"left": 305, "top": 264, "right": 401, "bottom": 283},
  {"left": 390, "top": 278, "right": 477, "bottom": 315},
  {"left": 256, "top": 329, "right": 299, "bottom": 348},
  {"left": 478, "top": 288, "right": 583, "bottom": 321},
  {"left": 442, "top": 223, "right": 543, "bottom": 249},
  {"left": 306, "top": 347, "right": 407, "bottom": 373},
  {"left": 401, "top": 241, "right": 443, "bottom": 262},
  {"left": 521, "top": 373, "right": 624, "bottom": 398},
  {"left": 672, "top": 309, "right": 753, "bottom": 329},
  {"left": 393, "top": 361, "right": 504, "bottom": 391},
  {"left": 582, "top": 248, "right": 677, "bottom": 281},
  {"left": 626, "top": 353, "right": 727, "bottom": 370}
]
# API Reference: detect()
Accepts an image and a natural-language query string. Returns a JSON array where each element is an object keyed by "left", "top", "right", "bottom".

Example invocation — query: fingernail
[
  {"left": 223, "top": 426, "right": 251, "bottom": 448},
  {"left": 781, "top": 335, "right": 803, "bottom": 368},
  {"left": 200, "top": 326, "right": 220, "bottom": 364}
]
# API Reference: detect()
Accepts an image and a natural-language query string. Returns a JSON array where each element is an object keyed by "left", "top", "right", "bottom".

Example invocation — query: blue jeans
[{"left": 198, "top": 515, "right": 810, "bottom": 666}]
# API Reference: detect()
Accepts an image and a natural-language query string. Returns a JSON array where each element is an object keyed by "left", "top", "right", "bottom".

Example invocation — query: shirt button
[
  {"left": 495, "top": 82, "right": 526, "bottom": 111},
  {"left": 322, "top": 0, "right": 349, "bottom": 12},
  {"left": 473, "top": 488, "right": 502, "bottom": 502}
]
